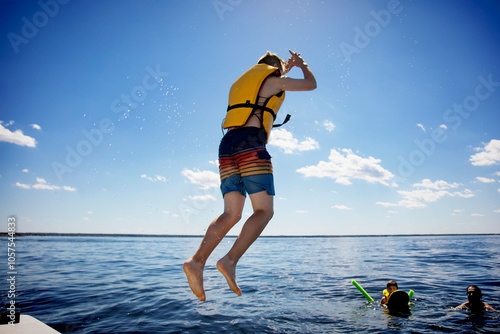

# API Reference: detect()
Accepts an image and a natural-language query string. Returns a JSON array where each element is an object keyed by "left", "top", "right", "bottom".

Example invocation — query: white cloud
[
  {"left": 470, "top": 139, "right": 500, "bottom": 166},
  {"left": 376, "top": 179, "right": 474, "bottom": 209},
  {"left": 332, "top": 204, "right": 352, "bottom": 210},
  {"left": 439, "top": 124, "right": 447, "bottom": 130},
  {"left": 417, "top": 123, "right": 426, "bottom": 132},
  {"left": 0, "top": 121, "right": 37, "bottom": 147},
  {"left": 181, "top": 169, "right": 219, "bottom": 189},
  {"left": 494, "top": 209, "right": 500, "bottom": 213},
  {"left": 476, "top": 176, "right": 496, "bottom": 183},
  {"left": 22, "top": 169, "right": 29, "bottom": 173},
  {"left": 162, "top": 210, "right": 180, "bottom": 218},
  {"left": 297, "top": 148, "right": 394, "bottom": 186},
  {"left": 141, "top": 174, "right": 167, "bottom": 182},
  {"left": 323, "top": 120, "right": 335, "bottom": 132},
  {"left": 33, "top": 178, "right": 60, "bottom": 190},
  {"left": 14, "top": 177, "right": 76, "bottom": 191},
  {"left": 30, "top": 124, "right": 42, "bottom": 130},
  {"left": 471, "top": 213, "right": 484, "bottom": 217},
  {"left": 184, "top": 195, "right": 217, "bottom": 201},
  {"left": 296, "top": 210, "right": 311, "bottom": 214},
  {"left": 413, "top": 179, "right": 460, "bottom": 190},
  {"left": 268, "top": 128, "right": 319, "bottom": 154},
  {"left": 15, "top": 182, "right": 31, "bottom": 189}
]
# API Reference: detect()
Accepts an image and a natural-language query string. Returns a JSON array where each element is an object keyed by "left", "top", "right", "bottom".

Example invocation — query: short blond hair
[{"left": 258, "top": 52, "right": 285, "bottom": 74}]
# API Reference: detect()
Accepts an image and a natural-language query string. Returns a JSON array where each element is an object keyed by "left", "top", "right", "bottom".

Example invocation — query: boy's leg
[
  {"left": 183, "top": 191, "right": 245, "bottom": 301},
  {"left": 217, "top": 190, "right": 273, "bottom": 296}
]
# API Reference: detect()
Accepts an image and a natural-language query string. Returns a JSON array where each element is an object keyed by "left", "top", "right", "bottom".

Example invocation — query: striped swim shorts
[{"left": 218, "top": 127, "right": 275, "bottom": 197}]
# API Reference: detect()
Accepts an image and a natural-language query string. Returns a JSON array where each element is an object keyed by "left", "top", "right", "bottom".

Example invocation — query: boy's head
[
  {"left": 467, "top": 285, "right": 482, "bottom": 303},
  {"left": 258, "top": 52, "right": 286, "bottom": 76},
  {"left": 387, "top": 280, "right": 398, "bottom": 294}
]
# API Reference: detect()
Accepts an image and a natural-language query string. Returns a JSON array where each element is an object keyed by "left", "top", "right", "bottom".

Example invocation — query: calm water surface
[{"left": 1, "top": 235, "right": 499, "bottom": 333}]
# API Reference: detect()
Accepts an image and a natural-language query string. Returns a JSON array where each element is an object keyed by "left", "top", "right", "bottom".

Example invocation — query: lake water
[{"left": 1, "top": 235, "right": 499, "bottom": 333}]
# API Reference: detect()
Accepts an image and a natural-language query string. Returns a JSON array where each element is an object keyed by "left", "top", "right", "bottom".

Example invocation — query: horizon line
[{"left": 1, "top": 232, "right": 499, "bottom": 238}]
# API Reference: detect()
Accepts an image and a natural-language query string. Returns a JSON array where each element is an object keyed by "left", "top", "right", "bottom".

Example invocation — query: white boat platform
[{"left": 1, "top": 314, "right": 60, "bottom": 334}]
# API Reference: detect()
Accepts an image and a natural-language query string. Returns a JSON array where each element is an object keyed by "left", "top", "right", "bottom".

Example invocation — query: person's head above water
[
  {"left": 258, "top": 52, "right": 286, "bottom": 76},
  {"left": 386, "top": 280, "right": 398, "bottom": 294},
  {"left": 467, "top": 285, "right": 482, "bottom": 304},
  {"left": 381, "top": 280, "right": 399, "bottom": 305},
  {"left": 453, "top": 284, "right": 495, "bottom": 311}
]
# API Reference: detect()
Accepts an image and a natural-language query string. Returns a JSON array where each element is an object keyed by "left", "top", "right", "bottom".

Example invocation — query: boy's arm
[{"left": 268, "top": 50, "right": 317, "bottom": 92}]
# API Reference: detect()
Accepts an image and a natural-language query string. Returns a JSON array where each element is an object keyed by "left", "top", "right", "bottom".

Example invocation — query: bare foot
[
  {"left": 183, "top": 258, "right": 206, "bottom": 301},
  {"left": 217, "top": 256, "right": 242, "bottom": 296}
]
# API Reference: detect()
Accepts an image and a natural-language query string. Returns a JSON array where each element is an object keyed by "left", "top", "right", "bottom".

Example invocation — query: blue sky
[{"left": 1, "top": 0, "right": 500, "bottom": 236}]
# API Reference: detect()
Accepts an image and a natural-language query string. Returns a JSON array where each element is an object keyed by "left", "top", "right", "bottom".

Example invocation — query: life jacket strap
[
  {"left": 272, "top": 113, "right": 291, "bottom": 128},
  {"left": 226, "top": 101, "right": 277, "bottom": 120}
]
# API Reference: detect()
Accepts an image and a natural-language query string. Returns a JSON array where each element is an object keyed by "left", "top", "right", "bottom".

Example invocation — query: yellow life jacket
[
  {"left": 383, "top": 289, "right": 396, "bottom": 300},
  {"left": 223, "top": 64, "right": 289, "bottom": 142}
]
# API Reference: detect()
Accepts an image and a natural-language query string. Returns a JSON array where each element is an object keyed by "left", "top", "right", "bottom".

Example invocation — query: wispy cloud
[
  {"left": 413, "top": 179, "right": 460, "bottom": 190},
  {"left": 323, "top": 120, "right": 335, "bottom": 132},
  {"left": 417, "top": 123, "right": 426, "bottom": 132},
  {"left": 297, "top": 148, "right": 394, "bottom": 186},
  {"left": 15, "top": 177, "right": 76, "bottom": 191},
  {"left": 268, "top": 128, "right": 319, "bottom": 154},
  {"left": 377, "top": 179, "right": 473, "bottom": 209},
  {"left": 141, "top": 174, "right": 167, "bottom": 182},
  {"left": 476, "top": 176, "right": 496, "bottom": 183},
  {"left": 332, "top": 204, "right": 352, "bottom": 210},
  {"left": 162, "top": 210, "right": 180, "bottom": 218},
  {"left": 470, "top": 139, "right": 500, "bottom": 166},
  {"left": 184, "top": 195, "right": 216, "bottom": 202},
  {"left": 0, "top": 121, "right": 36, "bottom": 147},
  {"left": 15, "top": 182, "right": 31, "bottom": 189},
  {"left": 30, "top": 124, "right": 42, "bottom": 130},
  {"left": 181, "top": 169, "right": 219, "bottom": 189}
]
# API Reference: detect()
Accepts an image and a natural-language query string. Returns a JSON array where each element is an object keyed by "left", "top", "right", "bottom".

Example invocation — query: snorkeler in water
[
  {"left": 380, "top": 280, "right": 410, "bottom": 314},
  {"left": 454, "top": 285, "right": 495, "bottom": 311},
  {"left": 381, "top": 280, "right": 398, "bottom": 305}
]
